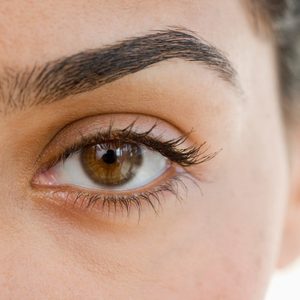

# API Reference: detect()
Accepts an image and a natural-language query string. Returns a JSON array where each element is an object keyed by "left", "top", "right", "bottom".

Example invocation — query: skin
[{"left": 0, "top": 0, "right": 299, "bottom": 299}]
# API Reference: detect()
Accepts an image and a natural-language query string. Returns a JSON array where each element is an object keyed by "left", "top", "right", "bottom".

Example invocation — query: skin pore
[{"left": 0, "top": 1, "right": 298, "bottom": 299}]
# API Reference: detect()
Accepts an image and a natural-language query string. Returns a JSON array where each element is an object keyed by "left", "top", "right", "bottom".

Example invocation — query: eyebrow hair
[{"left": 0, "top": 28, "right": 238, "bottom": 113}]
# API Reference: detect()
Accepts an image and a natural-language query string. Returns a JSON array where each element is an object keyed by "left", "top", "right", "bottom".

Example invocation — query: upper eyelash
[{"left": 45, "top": 120, "right": 218, "bottom": 170}]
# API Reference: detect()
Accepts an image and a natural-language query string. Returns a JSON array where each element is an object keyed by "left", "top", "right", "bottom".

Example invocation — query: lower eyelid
[{"left": 31, "top": 170, "right": 197, "bottom": 219}]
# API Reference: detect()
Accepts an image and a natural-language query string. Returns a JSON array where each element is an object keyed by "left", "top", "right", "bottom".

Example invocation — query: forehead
[{"left": 0, "top": 0, "right": 253, "bottom": 66}]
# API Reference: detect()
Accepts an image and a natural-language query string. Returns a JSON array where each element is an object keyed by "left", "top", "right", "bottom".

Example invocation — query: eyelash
[
  {"left": 51, "top": 174, "right": 193, "bottom": 218},
  {"left": 36, "top": 121, "right": 217, "bottom": 216}
]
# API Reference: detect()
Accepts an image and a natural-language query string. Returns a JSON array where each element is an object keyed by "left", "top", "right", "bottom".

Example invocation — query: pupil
[{"left": 102, "top": 149, "right": 117, "bottom": 164}]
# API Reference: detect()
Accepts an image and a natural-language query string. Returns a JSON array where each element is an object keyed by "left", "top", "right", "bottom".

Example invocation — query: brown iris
[{"left": 80, "top": 143, "right": 142, "bottom": 186}]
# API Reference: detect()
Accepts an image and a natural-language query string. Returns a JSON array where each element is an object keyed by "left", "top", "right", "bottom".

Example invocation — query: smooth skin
[{"left": 0, "top": 1, "right": 299, "bottom": 299}]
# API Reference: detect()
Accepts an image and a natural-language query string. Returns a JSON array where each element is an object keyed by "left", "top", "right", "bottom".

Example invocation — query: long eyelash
[{"left": 46, "top": 120, "right": 218, "bottom": 170}]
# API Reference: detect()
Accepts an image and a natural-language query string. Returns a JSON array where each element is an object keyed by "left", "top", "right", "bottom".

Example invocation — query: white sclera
[{"left": 51, "top": 146, "right": 169, "bottom": 191}]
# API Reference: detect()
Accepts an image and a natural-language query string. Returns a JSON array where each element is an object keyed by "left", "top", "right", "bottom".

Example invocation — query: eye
[
  {"left": 32, "top": 117, "right": 217, "bottom": 217},
  {"left": 38, "top": 142, "right": 170, "bottom": 191}
]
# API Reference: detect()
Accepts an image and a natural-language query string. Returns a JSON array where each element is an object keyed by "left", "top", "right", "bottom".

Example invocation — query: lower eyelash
[{"left": 47, "top": 172, "right": 199, "bottom": 219}]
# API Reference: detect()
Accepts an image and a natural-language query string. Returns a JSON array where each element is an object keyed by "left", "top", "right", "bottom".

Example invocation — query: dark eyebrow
[{"left": 0, "top": 28, "right": 238, "bottom": 113}]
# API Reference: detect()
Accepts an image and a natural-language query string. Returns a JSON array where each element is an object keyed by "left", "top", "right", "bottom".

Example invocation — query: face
[{"left": 0, "top": 1, "right": 292, "bottom": 299}]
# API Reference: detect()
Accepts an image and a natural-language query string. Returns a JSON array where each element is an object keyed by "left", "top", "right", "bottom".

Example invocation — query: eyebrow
[{"left": 0, "top": 28, "right": 238, "bottom": 113}]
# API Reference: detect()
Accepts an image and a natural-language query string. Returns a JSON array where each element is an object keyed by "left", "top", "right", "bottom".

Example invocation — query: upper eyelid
[
  {"left": 34, "top": 113, "right": 189, "bottom": 163},
  {"left": 38, "top": 122, "right": 216, "bottom": 174},
  {"left": 32, "top": 116, "right": 174, "bottom": 170}
]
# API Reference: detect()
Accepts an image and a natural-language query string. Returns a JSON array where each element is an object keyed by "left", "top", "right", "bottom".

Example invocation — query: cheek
[
  {"left": 153, "top": 102, "right": 289, "bottom": 298},
  {"left": 190, "top": 102, "right": 289, "bottom": 298},
  {"left": 0, "top": 120, "right": 288, "bottom": 300}
]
